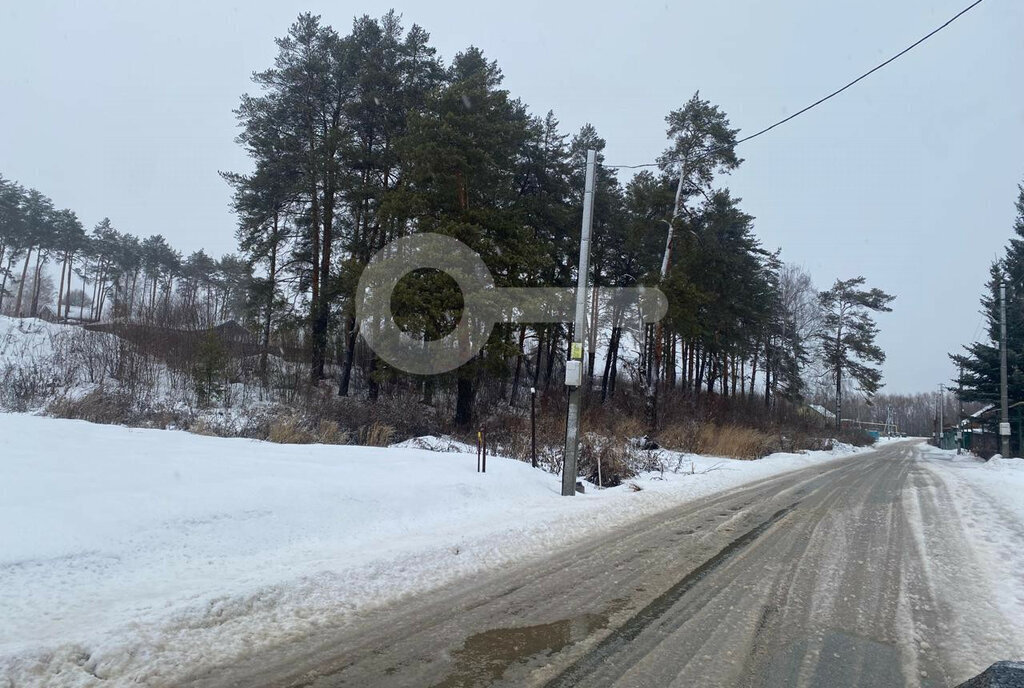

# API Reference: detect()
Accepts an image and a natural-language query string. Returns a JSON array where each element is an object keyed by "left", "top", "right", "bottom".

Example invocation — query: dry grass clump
[
  {"left": 609, "top": 414, "right": 648, "bottom": 442},
  {"left": 316, "top": 419, "right": 349, "bottom": 444},
  {"left": 189, "top": 418, "right": 223, "bottom": 437},
  {"left": 267, "top": 415, "right": 315, "bottom": 444},
  {"left": 657, "top": 421, "right": 777, "bottom": 460},
  {"left": 656, "top": 421, "right": 698, "bottom": 452},
  {"left": 359, "top": 420, "right": 395, "bottom": 447},
  {"left": 49, "top": 388, "right": 140, "bottom": 425},
  {"left": 267, "top": 415, "right": 349, "bottom": 445},
  {"left": 692, "top": 424, "right": 777, "bottom": 460}
]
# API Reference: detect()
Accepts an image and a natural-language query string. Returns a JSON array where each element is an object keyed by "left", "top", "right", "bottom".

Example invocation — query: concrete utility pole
[
  {"left": 937, "top": 384, "right": 943, "bottom": 449},
  {"left": 957, "top": 365, "right": 964, "bottom": 455},
  {"left": 562, "top": 149, "right": 597, "bottom": 496},
  {"left": 1000, "top": 282, "right": 1011, "bottom": 458}
]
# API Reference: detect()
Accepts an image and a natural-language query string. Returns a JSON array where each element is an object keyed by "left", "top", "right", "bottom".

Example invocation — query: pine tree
[
  {"left": 647, "top": 93, "right": 742, "bottom": 422},
  {"left": 819, "top": 277, "right": 895, "bottom": 428},
  {"left": 394, "top": 46, "right": 538, "bottom": 425},
  {"left": 51, "top": 209, "right": 85, "bottom": 320},
  {"left": 336, "top": 12, "right": 443, "bottom": 396},
  {"left": 13, "top": 189, "right": 54, "bottom": 317},
  {"left": 0, "top": 176, "right": 27, "bottom": 312}
]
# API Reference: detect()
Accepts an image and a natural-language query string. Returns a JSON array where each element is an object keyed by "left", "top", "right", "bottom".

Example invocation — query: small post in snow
[
  {"left": 477, "top": 426, "right": 487, "bottom": 473},
  {"left": 530, "top": 387, "right": 538, "bottom": 469}
]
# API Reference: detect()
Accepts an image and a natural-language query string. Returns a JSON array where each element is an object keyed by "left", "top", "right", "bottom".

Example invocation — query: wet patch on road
[{"left": 431, "top": 599, "right": 627, "bottom": 688}]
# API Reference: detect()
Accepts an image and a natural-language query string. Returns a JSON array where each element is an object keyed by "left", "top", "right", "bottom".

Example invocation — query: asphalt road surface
[{"left": 193, "top": 440, "right": 1014, "bottom": 688}]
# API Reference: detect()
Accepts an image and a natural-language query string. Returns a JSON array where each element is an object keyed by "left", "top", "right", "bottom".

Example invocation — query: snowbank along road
[{"left": 192, "top": 440, "right": 1024, "bottom": 688}]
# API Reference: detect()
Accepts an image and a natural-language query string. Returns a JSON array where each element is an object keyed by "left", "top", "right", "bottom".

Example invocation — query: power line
[
  {"left": 604, "top": 161, "right": 660, "bottom": 170},
  {"left": 603, "top": 0, "right": 985, "bottom": 170}
]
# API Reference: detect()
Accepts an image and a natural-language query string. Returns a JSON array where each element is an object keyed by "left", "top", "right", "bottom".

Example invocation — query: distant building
[{"left": 808, "top": 404, "right": 836, "bottom": 421}]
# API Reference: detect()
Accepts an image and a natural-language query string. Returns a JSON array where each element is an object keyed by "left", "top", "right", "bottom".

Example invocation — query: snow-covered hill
[
  {"left": 0, "top": 413, "right": 872, "bottom": 687},
  {"left": 0, "top": 316, "right": 158, "bottom": 413}
]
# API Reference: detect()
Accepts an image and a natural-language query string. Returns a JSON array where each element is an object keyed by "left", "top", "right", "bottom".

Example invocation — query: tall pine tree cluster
[{"left": 223, "top": 11, "right": 895, "bottom": 430}]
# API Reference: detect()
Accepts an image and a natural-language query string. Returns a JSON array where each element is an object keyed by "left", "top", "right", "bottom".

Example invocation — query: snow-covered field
[{"left": 0, "top": 413, "right": 873, "bottom": 687}]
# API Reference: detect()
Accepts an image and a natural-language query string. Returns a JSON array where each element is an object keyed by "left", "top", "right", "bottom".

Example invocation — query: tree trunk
[
  {"left": 339, "top": 315, "right": 359, "bottom": 397},
  {"left": 609, "top": 338, "right": 620, "bottom": 398},
  {"left": 0, "top": 253, "right": 12, "bottom": 313},
  {"left": 13, "top": 247, "right": 32, "bottom": 316},
  {"left": 161, "top": 275, "right": 172, "bottom": 321},
  {"left": 587, "top": 285, "right": 598, "bottom": 380},
  {"left": 312, "top": 171, "right": 335, "bottom": 382},
  {"left": 509, "top": 325, "right": 527, "bottom": 405},
  {"left": 749, "top": 343, "right": 759, "bottom": 402},
  {"left": 544, "top": 325, "right": 558, "bottom": 388},
  {"left": 0, "top": 243, "right": 6, "bottom": 312},
  {"left": 601, "top": 324, "right": 621, "bottom": 404},
  {"left": 262, "top": 220, "right": 278, "bottom": 386},
  {"left": 533, "top": 327, "right": 543, "bottom": 390},
  {"left": 455, "top": 367, "right": 475, "bottom": 428},
  {"left": 835, "top": 365, "right": 843, "bottom": 431},
  {"left": 308, "top": 177, "right": 322, "bottom": 383},
  {"left": 740, "top": 358, "right": 746, "bottom": 397},
  {"left": 64, "top": 253, "right": 74, "bottom": 319},
  {"left": 128, "top": 268, "right": 138, "bottom": 317},
  {"left": 56, "top": 252, "right": 67, "bottom": 319},
  {"left": 30, "top": 250, "right": 44, "bottom": 317},
  {"left": 731, "top": 354, "right": 738, "bottom": 397},
  {"left": 362, "top": 350, "right": 378, "bottom": 401}
]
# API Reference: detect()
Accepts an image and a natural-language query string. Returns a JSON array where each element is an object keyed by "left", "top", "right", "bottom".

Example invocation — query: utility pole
[
  {"left": 937, "top": 384, "right": 943, "bottom": 449},
  {"left": 1000, "top": 282, "right": 1011, "bottom": 458},
  {"left": 957, "top": 364, "right": 964, "bottom": 455},
  {"left": 562, "top": 149, "right": 597, "bottom": 496}
]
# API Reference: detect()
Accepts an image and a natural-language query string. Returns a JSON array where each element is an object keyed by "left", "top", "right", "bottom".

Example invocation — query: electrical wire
[{"left": 602, "top": 0, "right": 985, "bottom": 170}]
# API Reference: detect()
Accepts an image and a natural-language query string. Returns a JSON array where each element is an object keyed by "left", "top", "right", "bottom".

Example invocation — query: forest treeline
[
  {"left": 1, "top": 11, "right": 901, "bottom": 447},
  {"left": 0, "top": 179, "right": 248, "bottom": 329}
]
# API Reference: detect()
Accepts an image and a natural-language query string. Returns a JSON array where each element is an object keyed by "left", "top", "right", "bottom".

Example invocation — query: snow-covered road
[
  {"left": 2, "top": 415, "right": 1021, "bottom": 687},
  {"left": 194, "top": 441, "right": 1024, "bottom": 688},
  {"left": 0, "top": 414, "right": 869, "bottom": 686}
]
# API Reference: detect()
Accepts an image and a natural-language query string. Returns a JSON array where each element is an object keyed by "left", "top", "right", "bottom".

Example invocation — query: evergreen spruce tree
[{"left": 952, "top": 184, "right": 1024, "bottom": 417}]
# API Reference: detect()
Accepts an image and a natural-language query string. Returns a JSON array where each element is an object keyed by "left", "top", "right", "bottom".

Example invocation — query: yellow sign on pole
[{"left": 571, "top": 342, "right": 583, "bottom": 360}]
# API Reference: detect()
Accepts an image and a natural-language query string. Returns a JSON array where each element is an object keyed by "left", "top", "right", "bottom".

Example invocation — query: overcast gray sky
[{"left": 1, "top": 0, "right": 1021, "bottom": 394}]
